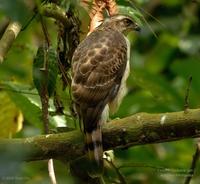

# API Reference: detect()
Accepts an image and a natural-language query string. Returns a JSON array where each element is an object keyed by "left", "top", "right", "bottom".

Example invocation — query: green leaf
[
  {"left": 0, "top": 0, "right": 32, "bottom": 24},
  {"left": 33, "top": 46, "right": 58, "bottom": 97},
  {"left": 144, "top": 34, "right": 178, "bottom": 73},
  {"left": 129, "top": 69, "right": 183, "bottom": 110},
  {"left": 0, "top": 91, "right": 23, "bottom": 138},
  {"left": 171, "top": 58, "right": 200, "bottom": 93},
  {"left": 116, "top": 90, "right": 172, "bottom": 117},
  {"left": 33, "top": 47, "right": 45, "bottom": 96},
  {"left": 48, "top": 48, "right": 58, "bottom": 97},
  {"left": 2, "top": 82, "right": 43, "bottom": 129},
  {"left": 118, "top": 5, "right": 143, "bottom": 26}
]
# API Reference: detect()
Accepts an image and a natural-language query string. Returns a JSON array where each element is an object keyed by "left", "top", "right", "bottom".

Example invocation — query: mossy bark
[{"left": 0, "top": 108, "right": 200, "bottom": 162}]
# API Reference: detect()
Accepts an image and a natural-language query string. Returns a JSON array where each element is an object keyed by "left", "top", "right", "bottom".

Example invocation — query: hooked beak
[{"left": 133, "top": 23, "right": 141, "bottom": 32}]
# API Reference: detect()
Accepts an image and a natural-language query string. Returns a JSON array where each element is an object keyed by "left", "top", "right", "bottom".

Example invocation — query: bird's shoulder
[
  {"left": 72, "top": 29, "right": 127, "bottom": 70},
  {"left": 73, "top": 28, "right": 126, "bottom": 60},
  {"left": 71, "top": 28, "right": 129, "bottom": 104}
]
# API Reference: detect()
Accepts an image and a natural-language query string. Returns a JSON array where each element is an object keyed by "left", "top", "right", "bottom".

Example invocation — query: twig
[
  {"left": 0, "top": 21, "right": 21, "bottom": 63},
  {"left": 39, "top": 47, "right": 57, "bottom": 184},
  {"left": 48, "top": 159, "right": 57, "bottom": 184},
  {"left": 40, "top": 15, "right": 51, "bottom": 48},
  {"left": 126, "top": 0, "right": 159, "bottom": 38},
  {"left": 104, "top": 155, "right": 127, "bottom": 184},
  {"left": 40, "top": 19, "right": 57, "bottom": 184},
  {"left": 21, "top": 13, "right": 37, "bottom": 31},
  {"left": 184, "top": 76, "right": 192, "bottom": 113},
  {"left": 40, "top": 21, "right": 50, "bottom": 134},
  {"left": 118, "top": 163, "right": 166, "bottom": 170},
  {"left": 184, "top": 143, "right": 200, "bottom": 184}
]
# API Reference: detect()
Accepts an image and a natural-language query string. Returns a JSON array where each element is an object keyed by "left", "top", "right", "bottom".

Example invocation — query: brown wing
[{"left": 72, "top": 28, "right": 127, "bottom": 131}]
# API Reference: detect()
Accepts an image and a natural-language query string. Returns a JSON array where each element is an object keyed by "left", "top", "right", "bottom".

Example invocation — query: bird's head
[{"left": 100, "top": 14, "right": 141, "bottom": 34}]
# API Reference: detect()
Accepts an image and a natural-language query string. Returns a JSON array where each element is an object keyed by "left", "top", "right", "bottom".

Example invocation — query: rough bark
[{"left": 0, "top": 108, "right": 200, "bottom": 162}]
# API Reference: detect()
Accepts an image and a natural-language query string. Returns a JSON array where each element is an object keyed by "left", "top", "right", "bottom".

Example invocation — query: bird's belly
[
  {"left": 108, "top": 37, "right": 130, "bottom": 115},
  {"left": 108, "top": 60, "right": 130, "bottom": 114}
]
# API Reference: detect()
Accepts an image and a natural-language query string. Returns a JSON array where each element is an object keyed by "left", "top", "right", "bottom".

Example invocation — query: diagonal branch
[
  {"left": 0, "top": 3, "right": 69, "bottom": 63},
  {"left": 1, "top": 108, "right": 200, "bottom": 162},
  {"left": 0, "top": 21, "right": 22, "bottom": 63}
]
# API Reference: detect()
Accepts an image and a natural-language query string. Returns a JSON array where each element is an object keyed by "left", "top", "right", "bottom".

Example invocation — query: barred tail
[{"left": 85, "top": 125, "right": 104, "bottom": 178}]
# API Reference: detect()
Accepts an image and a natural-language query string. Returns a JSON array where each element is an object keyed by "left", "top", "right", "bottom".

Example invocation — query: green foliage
[
  {"left": 33, "top": 46, "right": 58, "bottom": 97},
  {"left": 0, "top": 91, "right": 23, "bottom": 138},
  {"left": 0, "top": 0, "right": 200, "bottom": 183},
  {"left": 118, "top": 5, "right": 143, "bottom": 26},
  {"left": 3, "top": 82, "right": 43, "bottom": 129},
  {"left": 0, "top": 0, "right": 32, "bottom": 24}
]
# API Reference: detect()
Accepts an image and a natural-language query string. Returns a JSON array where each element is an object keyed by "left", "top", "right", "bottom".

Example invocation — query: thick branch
[{"left": 1, "top": 108, "right": 200, "bottom": 162}]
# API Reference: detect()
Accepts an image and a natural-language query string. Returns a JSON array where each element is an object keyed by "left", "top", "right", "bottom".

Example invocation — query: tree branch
[
  {"left": 1, "top": 108, "right": 200, "bottom": 162},
  {"left": 0, "top": 21, "right": 21, "bottom": 63},
  {"left": 0, "top": 3, "right": 69, "bottom": 63},
  {"left": 40, "top": 4, "right": 69, "bottom": 27}
]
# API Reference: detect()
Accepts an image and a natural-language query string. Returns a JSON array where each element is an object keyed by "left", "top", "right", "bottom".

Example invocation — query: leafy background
[{"left": 0, "top": 0, "right": 200, "bottom": 183}]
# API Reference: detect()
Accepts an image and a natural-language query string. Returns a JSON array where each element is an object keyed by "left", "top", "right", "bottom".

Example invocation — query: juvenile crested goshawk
[{"left": 71, "top": 14, "right": 140, "bottom": 177}]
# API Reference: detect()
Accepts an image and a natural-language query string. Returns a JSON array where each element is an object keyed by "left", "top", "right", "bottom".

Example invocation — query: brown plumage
[{"left": 71, "top": 15, "right": 140, "bottom": 177}]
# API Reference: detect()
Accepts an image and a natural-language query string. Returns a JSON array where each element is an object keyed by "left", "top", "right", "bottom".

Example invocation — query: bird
[{"left": 71, "top": 14, "right": 140, "bottom": 177}]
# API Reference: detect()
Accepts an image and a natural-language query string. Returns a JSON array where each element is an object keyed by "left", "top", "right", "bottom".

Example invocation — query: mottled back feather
[
  {"left": 71, "top": 14, "right": 140, "bottom": 178},
  {"left": 72, "top": 28, "right": 127, "bottom": 132}
]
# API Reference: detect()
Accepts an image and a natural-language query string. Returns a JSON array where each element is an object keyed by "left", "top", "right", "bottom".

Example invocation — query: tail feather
[{"left": 85, "top": 125, "right": 104, "bottom": 178}]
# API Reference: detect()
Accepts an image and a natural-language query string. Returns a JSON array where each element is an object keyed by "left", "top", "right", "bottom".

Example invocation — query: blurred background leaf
[
  {"left": 0, "top": 91, "right": 23, "bottom": 138},
  {"left": 0, "top": 0, "right": 200, "bottom": 183},
  {"left": 0, "top": 0, "right": 32, "bottom": 24},
  {"left": 2, "top": 82, "right": 43, "bottom": 130},
  {"left": 33, "top": 46, "right": 58, "bottom": 97}
]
